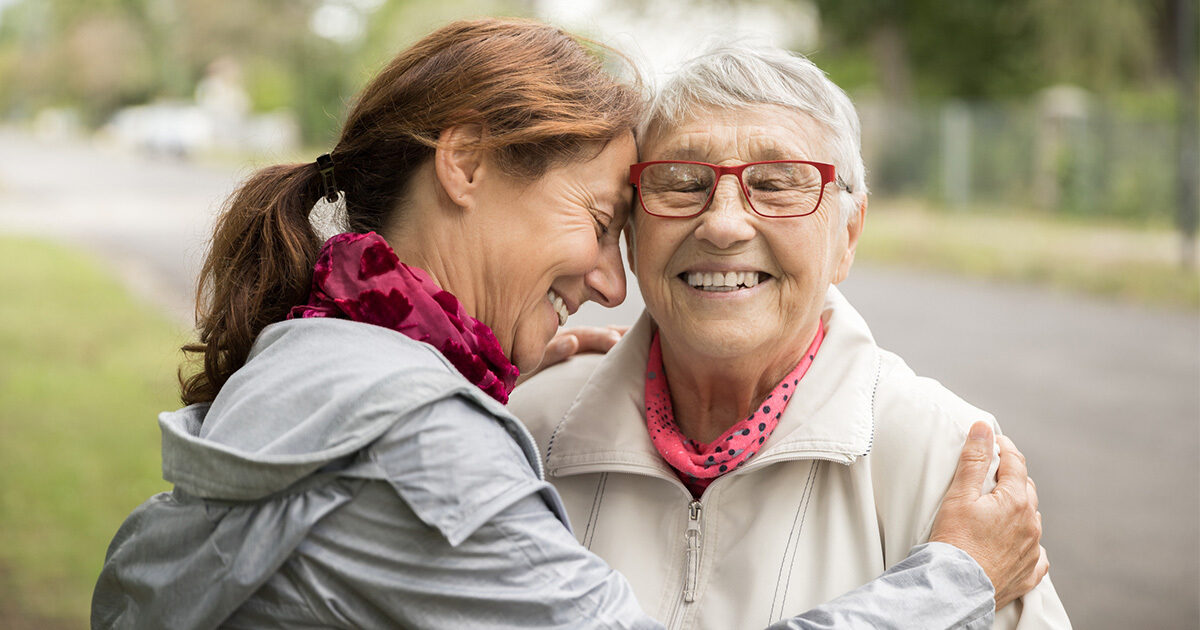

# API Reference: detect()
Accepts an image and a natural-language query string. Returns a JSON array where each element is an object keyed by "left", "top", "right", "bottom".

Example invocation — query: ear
[
  {"left": 433, "top": 124, "right": 485, "bottom": 209},
  {"left": 833, "top": 196, "right": 867, "bottom": 285}
]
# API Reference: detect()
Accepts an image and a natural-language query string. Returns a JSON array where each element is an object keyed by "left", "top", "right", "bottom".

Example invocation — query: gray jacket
[{"left": 92, "top": 317, "right": 992, "bottom": 629}]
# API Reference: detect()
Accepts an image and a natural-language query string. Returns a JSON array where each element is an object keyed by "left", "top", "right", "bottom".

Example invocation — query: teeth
[
  {"left": 684, "top": 271, "right": 765, "bottom": 291},
  {"left": 546, "top": 289, "right": 568, "bottom": 326}
]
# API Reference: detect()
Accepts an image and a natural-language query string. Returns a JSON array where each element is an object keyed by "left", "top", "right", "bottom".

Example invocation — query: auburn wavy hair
[{"left": 180, "top": 18, "right": 642, "bottom": 405}]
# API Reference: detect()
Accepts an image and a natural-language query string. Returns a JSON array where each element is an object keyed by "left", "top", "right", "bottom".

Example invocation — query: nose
[
  {"left": 583, "top": 238, "right": 627, "bottom": 308},
  {"left": 694, "top": 175, "right": 756, "bottom": 249}
]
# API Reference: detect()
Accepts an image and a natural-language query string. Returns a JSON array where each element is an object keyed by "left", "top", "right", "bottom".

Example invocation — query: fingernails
[{"left": 969, "top": 422, "right": 990, "bottom": 440}]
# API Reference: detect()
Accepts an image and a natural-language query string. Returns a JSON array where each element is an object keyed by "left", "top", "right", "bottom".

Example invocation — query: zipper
[{"left": 683, "top": 500, "right": 703, "bottom": 603}]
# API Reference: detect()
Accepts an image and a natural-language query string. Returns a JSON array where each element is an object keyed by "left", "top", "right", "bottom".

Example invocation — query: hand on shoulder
[{"left": 931, "top": 421, "right": 1048, "bottom": 610}]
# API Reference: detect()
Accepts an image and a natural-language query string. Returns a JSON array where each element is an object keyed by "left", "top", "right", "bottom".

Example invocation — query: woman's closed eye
[{"left": 593, "top": 212, "right": 612, "bottom": 238}]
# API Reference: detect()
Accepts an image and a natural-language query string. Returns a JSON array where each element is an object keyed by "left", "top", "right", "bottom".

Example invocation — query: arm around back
[{"left": 230, "top": 393, "right": 657, "bottom": 628}]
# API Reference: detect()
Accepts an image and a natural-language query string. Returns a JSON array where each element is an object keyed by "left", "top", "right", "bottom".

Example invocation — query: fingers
[
  {"left": 993, "top": 434, "right": 1029, "bottom": 501},
  {"left": 1027, "top": 478, "right": 1039, "bottom": 513},
  {"left": 567, "top": 326, "right": 623, "bottom": 353},
  {"left": 544, "top": 333, "right": 580, "bottom": 365},
  {"left": 1034, "top": 545, "right": 1049, "bottom": 585},
  {"left": 944, "top": 421, "right": 995, "bottom": 502}
]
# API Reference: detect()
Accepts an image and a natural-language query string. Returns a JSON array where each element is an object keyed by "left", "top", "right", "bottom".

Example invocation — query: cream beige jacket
[{"left": 509, "top": 287, "right": 1070, "bottom": 630}]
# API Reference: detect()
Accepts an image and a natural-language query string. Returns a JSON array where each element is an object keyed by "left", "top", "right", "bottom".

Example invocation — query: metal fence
[{"left": 858, "top": 91, "right": 1181, "bottom": 226}]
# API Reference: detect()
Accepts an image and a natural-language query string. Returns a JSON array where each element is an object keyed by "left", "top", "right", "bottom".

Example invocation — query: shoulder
[
  {"left": 869, "top": 348, "right": 996, "bottom": 463},
  {"left": 507, "top": 353, "right": 605, "bottom": 455},
  {"left": 864, "top": 349, "right": 998, "bottom": 555},
  {"left": 198, "top": 318, "right": 512, "bottom": 469},
  {"left": 235, "top": 318, "right": 486, "bottom": 415},
  {"left": 253, "top": 317, "right": 453, "bottom": 374}
]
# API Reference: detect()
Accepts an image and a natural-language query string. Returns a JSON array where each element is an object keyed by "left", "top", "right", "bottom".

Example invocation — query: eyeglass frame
[{"left": 628, "top": 159, "right": 849, "bottom": 219}]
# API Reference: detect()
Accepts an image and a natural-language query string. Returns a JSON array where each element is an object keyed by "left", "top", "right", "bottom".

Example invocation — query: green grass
[
  {"left": 0, "top": 237, "right": 183, "bottom": 624},
  {"left": 858, "top": 200, "right": 1200, "bottom": 310}
]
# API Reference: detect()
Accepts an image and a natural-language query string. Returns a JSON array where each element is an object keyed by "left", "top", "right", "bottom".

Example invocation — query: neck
[
  {"left": 659, "top": 319, "right": 820, "bottom": 444},
  {"left": 383, "top": 200, "right": 487, "bottom": 327}
]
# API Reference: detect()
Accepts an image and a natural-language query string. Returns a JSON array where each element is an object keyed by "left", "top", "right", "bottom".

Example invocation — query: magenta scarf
[
  {"left": 645, "top": 324, "right": 825, "bottom": 497},
  {"left": 288, "top": 232, "right": 520, "bottom": 403}
]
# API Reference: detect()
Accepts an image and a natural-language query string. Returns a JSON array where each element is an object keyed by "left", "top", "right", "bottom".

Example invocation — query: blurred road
[
  {"left": 1, "top": 129, "right": 1197, "bottom": 629},
  {"left": 0, "top": 129, "right": 239, "bottom": 324}
]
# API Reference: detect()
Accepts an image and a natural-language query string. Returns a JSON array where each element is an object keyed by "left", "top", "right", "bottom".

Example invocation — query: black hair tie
[{"left": 315, "top": 153, "right": 339, "bottom": 202}]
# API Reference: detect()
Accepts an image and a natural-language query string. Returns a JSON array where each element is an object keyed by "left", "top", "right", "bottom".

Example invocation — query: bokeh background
[{"left": 0, "top": 0, "right": 1196, "bottom": 627}]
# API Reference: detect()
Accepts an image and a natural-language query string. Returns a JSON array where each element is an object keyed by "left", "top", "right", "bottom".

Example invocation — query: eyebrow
[
  {"left": 753, "top": 146, "right": 793, "bottom": 161},
  {"left": 657, "top": 146, "right": 709, "bottom": 161}
]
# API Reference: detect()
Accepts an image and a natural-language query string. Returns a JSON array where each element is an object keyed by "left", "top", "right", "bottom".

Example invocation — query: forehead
[
  {"left": 640, "top": 104, "right": 830, "bottom": 164},
  {"left": 543, "top": 133, "right": 637, "bottom": 199}
]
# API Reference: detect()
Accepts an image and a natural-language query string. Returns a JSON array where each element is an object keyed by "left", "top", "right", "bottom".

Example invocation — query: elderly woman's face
[{"left": 632, "top": 104, "right": 861, "bottom": 362}]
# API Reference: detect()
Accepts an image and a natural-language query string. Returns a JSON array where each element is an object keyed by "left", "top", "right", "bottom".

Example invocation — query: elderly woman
[{"left": 510, "top": 43, "right": 1071, "bottom": 629}]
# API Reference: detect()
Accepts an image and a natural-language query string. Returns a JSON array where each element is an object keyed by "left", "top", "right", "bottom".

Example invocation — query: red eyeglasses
[{"left": 629, "top": 160, "right": 844, "bottom": 219}]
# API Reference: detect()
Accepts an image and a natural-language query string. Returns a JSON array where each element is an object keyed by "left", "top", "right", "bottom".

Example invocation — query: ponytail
[{"left": 179, "top": 162, "right": 324, "bottom": 405}]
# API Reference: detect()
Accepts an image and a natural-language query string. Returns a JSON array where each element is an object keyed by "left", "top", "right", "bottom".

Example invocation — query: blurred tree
[
  {"left": 810, "top": 0, "right": 1169, "bottom": 101},
  {"left": 0, "top": 0, "right": 538, "bottom": 142},
  {"left": 810, "top": 0, "right": 1038, "bottom": 102}
]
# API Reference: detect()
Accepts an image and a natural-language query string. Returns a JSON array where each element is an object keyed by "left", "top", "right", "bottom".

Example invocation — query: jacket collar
[{"left": 544, "top": 286, "right": 878, "bottom": 479}]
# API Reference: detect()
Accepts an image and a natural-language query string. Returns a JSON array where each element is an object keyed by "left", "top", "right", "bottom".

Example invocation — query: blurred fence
[{"left": 858, "top": 90, "right": 1182, "bottom": 226}]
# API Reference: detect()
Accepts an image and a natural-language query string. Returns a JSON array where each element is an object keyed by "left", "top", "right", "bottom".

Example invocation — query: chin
[
  {"left": 510, "top": 332, "right": 552, "bottom": 374},
  {"left": 671, "top": 320, "right": 772, "bottom": 360}
]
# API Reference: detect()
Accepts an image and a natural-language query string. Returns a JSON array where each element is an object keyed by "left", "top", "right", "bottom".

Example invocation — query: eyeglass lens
[{"left": 638, "top": 162, "right": 824, "bottom": 217}]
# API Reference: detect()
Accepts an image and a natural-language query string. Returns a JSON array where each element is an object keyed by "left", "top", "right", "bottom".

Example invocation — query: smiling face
[
  {"left": 474, "top": 132, "right": 637, "bottom": 371},
  {"left": 632, "top": 105, "right": 862, "bottom": 364}
]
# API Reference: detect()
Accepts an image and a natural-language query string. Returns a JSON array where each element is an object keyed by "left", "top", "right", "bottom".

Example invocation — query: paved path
[{"left": 2, "top": 130, "right": 1197, "bottom": 629}]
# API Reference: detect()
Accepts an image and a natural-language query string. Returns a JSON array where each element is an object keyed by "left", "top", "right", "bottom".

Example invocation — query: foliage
[
  {"left": 0, "top": 0, "right": 538, "bottom": 142},
  {"left": 809, "top": 0, "right": 1175, "bottom": 101},
  {"left": 0, "top": 238, "right": 181, "bottom": 623}
]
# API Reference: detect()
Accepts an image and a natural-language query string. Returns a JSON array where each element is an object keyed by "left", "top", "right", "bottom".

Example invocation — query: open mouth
[
  {"left": 546, "top": 288, "right": 569, "bottom": 326},
  {"left": 679, "top": 271, "right": 772, "bottom": 292}
]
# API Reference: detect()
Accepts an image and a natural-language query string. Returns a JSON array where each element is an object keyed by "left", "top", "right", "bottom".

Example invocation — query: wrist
[{"left": 920, "top": 541, "right": 996, "bottom": 599}]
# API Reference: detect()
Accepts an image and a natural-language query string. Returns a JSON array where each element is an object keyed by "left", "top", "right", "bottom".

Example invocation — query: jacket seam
[
  {"left": 769, "top": 460, "right": 820, "bottom": 621},
  {"left": 863, "top": 350, "right": 881, "bottom": 456},
  {"left": 583, "top": 472, "right": 608, "bottom": 549},
  {"left": 781, "top": 461, "right": 821, "bottom": 610}
]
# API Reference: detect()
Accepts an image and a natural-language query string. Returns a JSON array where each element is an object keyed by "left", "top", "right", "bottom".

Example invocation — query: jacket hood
[{"left": 160, "top": 317, "right": 513, "bottom": 501}]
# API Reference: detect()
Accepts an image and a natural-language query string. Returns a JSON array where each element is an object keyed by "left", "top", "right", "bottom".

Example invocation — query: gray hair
[{"left": 641, "top": 42, "right": 868, "bottom": 225}]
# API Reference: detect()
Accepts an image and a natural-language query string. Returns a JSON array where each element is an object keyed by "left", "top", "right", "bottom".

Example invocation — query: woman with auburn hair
[{"left": 92, "top": 18, "right": 1044, "bottom": 629}]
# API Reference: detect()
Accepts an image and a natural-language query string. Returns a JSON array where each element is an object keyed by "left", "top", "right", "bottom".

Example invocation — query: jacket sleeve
[
  {"left": 256, "top": 395, "right": 663, "bottom": 629},
  {"left": 768, "top": 542, "right": 995, "bottom": 630}
]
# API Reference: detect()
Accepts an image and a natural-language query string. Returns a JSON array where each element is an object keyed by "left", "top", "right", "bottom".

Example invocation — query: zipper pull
[{"left": 683, "top": 500, "right": 702, "bottom": 603}]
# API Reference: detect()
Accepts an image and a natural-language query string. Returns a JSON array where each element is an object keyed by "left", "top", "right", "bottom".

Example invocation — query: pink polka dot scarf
[
  {"left": 288, "top": 232, "right": 520, "bottom": 403},
  {"left": 644, "top": 323, "right": 825, "bottom": 497}
]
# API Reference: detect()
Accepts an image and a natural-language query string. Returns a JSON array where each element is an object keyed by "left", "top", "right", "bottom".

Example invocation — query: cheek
[
  {"left": 539, "top": 221, "right": 602, "bottom": 278},
  {"left": 770, "top": 232, "right": 839, "bottom": 312},
  {"left": 632, "top": 224, "right": 680, "bottom": 282}
]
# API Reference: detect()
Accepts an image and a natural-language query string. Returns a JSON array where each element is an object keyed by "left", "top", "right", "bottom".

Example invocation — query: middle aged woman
[
  {"left": 94, "top": 18, "right": 1047, "bottom": 630},
  {"left": 511, "top": 43, "right": 1072, "bottom": 630}
]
